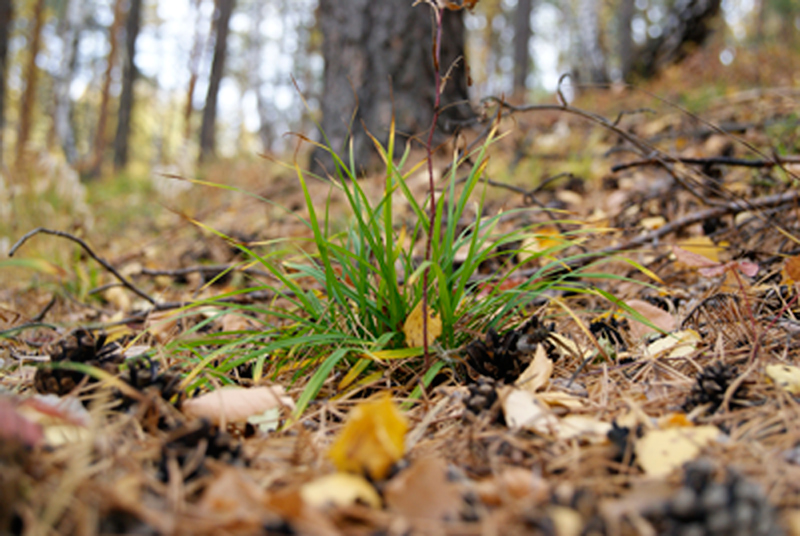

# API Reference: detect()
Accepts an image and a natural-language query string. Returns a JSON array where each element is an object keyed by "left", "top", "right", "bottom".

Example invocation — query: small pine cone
[
  {"left": 463, "top": 377, "right": 499, "bottom": 417},
  {"left": 646, "top": 459, "right": 784, "bottom": 536},
  {"left": 683, "top": 361, "right": 747, "bottom": 414}
]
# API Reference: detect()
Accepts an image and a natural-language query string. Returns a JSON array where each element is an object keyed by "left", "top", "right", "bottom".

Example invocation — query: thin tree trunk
[
  {"left": 247, "top": 0, "right": 274, "bottom": 153},
  {"left": 183, "top": 0, "right": 207, "bottom": 143},
  {"left": 86, "top": 0, "right": 124, "bottom": 178},
  {"left": 0, "top": 0, "right": 11, "bottom": 166},
  {"left": 513, "top": 0, "right": 534, "bottom": 97},
  {"left": 15, "top": 0, "right": 46, "bottom": 170},
  {"left": 575, "top": 0, "right": 609, "bottom": 85},
  {"left": 114, "top": 0, "right": 143, "bottom": 170},
  {"left": 618, "top": 0, "right": 634, "bottom": 81},
  {"left": 50, "top": 0, "right": 82, "bottom": 164},
  {"left": 198, "top": 0, "right": 235, "bottom": 163}
]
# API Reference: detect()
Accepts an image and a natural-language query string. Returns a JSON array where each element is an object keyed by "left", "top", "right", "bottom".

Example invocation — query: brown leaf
[
  {"left": 625, "top": 299, "right": 676, "bottom": 339},
  {"left": 384, "top": 457, "right": 463, "bottom": 522},
  {"left": 0, "top": 397, "right": 43, "bottom": 448},
  {"left": 182, "top": 386, "right": 295, "bottom": 425},
  {"left": 514, "top": 344, "right": 553, "bottom": 394},
  {"left": 786, "top": 254, "right": 800, "bottom": 282}
]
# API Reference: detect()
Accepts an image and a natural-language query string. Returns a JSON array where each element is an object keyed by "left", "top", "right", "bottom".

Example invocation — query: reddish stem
[{"left": 422, "top": 6, "right": 444, "bottom": 369}]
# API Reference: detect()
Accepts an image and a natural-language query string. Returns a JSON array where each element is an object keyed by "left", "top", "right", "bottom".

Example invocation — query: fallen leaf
[
  {"left": 672, "top": 243, "right": 719, "bottom": 268},
  {"left": 549, "top": 506, "right": 584, "bottom": 536},
  {"left": 625, "top": 299, "right": 677, "bottom": 339},
  {"left": 786, "top": 255, "right": 800, "bottom": 283},
  {"left": 640, "top": 216, "right": 666, "bottom": 230},
  {"left": 300, "top": 473, "right": 381, "bottom": 509},
  {"left": 765, "top": 364, "right": 800, "bottom": 395},
  {"left": 557, "top": 415, "right": 613, "bottom": 443},
  {"left": 474, "top": 467, "right": 550, "bottom": 507},
  {"left": 538, "top": 391, "right": 586, "bottom": 409},
  {"left": 515, "top": 344, "right": 553, "bottom": 394},
  {"left": 196, "top": 467, "right": 281, "bottom": 531},
  {"left": 643, "top": 329, "right": 700, "bottom": 360},
  {"left": 0, "top": 397, "right": 43, "bottom": 448},
  {"left": 500, "top": 386, "right": 560, "bottom": 435},
  {"left": 384, "top": 457, "right": 462, "bottom": 522},
  {"left": 635, "top": 426, "right": 721, "bottom": 478},
  {"left": 675, "top": 237, "right": 722, "bottom": 264},
  {"left": 329, "top": 395, "right": 408, "bottom": 480},
  {"left": 403, "top": 300, "right": 442, "bottom": 348},
  {"left": 549, "top": 332, "right": 592, "bottom": 360},
  {"left": 182, "top": 386, "right": 295, "bottom": 425}
]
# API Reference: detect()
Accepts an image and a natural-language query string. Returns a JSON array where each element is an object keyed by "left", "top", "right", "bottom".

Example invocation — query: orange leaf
[{"left": 786, "top": 255, "right": 800, "bottom": 282}]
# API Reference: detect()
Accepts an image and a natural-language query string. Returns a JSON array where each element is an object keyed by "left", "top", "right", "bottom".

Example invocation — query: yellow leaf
[
  {"left": 403, "top": 301, "right": 441, "bottom": 348},
  {"left": 300, "top": 473, "right": 381, "bottom": 509},
  {"left": 765, "top": 364, "right": 800, "bottom": 395},
  {"left": 515, "top": 344, "right": 553, "bottom": 394},
  {"left": 635, "top": 426, "right": 721, "bottom": 478},
  {"left": 329, "top": 395, "right": 408, "bottom": 480},
  {"left": 519, "top": 228, "right": 561, "bottom": 264},
  {"left": 640, "top": 216, "right": 666, "bottom": 230},
  {"left": 676, "top": 236, "right": 723, "bottom": 264}
]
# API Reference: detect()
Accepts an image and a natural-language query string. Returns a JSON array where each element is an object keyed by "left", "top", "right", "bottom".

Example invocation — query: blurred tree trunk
[
  {"left": 85, "top": 0, "right": 124, "bottom": 178},
  {"left": 617, "top": 0, "right": 634, "bottom": 81},
  {"left": 574, "top": 0, "right": 609, "bottom": 84},
  {"left": 513, "top": 0, "right": 534, "bottom": 97},
  {"left": 113, "top": 0, "right": 143, "bottom": 171},
  {"left": 246, "top": 0, "right": 274, "bottom": 153},
  {"left": 15, "top": 0, "right": 45, "bottom": 170},
  {"left": 183, "top": 0, "right": 208, "bottom": 143},
  {"left": 632, "top": 0, "right": 721, "bottom": 78},
  {"left": 311, "top": 0, "right": 473, "bottom": 177},
  {"left": 198, "top": 0, "right": 236, "bottom": 163},
  {"left": 50, "top": 0, "right": 83, "bottom": 164},
  {"left": 0, "top": 0, "right": 11, "bottom": 166}
]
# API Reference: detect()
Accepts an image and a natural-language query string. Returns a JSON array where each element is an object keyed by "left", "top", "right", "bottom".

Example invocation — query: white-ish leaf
[
  {"left": 183, "top": 386, "right": 295, "bottom": 425},
  {"left": 514, "top": 344, "right": 553, "bottom": 394}
]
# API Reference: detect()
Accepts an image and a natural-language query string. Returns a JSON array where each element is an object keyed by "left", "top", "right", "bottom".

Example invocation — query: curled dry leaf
[
  {"left": 328, "top": 395, "right": 408, "bottom": 480},
  {"left": 182, "top": 386, "right": 296, "bottom": 425},
  {"left": 514, "top": 344, "right": 553, "bottom": 394},
  {"left": 635, "top": 425, "right": 721, "bottom": 478},
  {"left": 643, "top": 329, "right": 700, "bottom": 360},
  {"left": 500, "top": 386, "right": 560, "bottom": 434},
  {"left": 403, "top": 300, "right": 442, "bottom": 348},
  {"left": 300, "top": 473, "right": 381, "bottom": 509}
]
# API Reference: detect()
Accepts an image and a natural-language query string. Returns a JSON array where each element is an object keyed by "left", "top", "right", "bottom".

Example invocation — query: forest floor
[{"left": 4, "top": 44, "right": 800, "bottom": 535}]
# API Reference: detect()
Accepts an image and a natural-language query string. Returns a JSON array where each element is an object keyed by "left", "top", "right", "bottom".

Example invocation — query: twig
[
  {"left": 612, "top": 155, "right": 800, "bottom": 173},
  {"left": 9, "top": 227, "right": 158, "bottom": 305}
]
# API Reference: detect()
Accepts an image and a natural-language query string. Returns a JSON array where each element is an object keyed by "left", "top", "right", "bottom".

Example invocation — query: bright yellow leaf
[
  {"left": 403, "top": 301, "right": 441, "bottom": 348},
  {"left": 329, "top": 395, "right": 408, "bottom": 480}
]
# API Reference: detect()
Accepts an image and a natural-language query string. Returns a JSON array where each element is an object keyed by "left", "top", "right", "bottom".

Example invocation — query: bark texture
[
  {"left": 16, "top": 0, "right": 45, "bottom": 169},
  {"left": 199, "top": 0, "right": 236, "bottom": 163},
  {"left": 513, "top": 0, "right": 534, "bottom": 96},
  {"left": 574, "top": 0, "right": 609, "bottom": 84},
  {"left": 311, "top": 1, "right": 473, "bottom": 177},
  {"left": 632, "top": 0, "right": 722, "bottom": 78},
  {"left": 114, "top": 0, "right": 143, "bottom": 170},
  {"left": 51, "top": 0, "right": 82, "bottom": 164}
]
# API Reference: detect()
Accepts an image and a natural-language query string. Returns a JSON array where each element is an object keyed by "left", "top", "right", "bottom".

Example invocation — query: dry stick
[
  {"left": 9, "top": 227, "right": 158, "bottom": 305},
  {"left": 612, "top": 154, "right": 800, "bottom": 173}
]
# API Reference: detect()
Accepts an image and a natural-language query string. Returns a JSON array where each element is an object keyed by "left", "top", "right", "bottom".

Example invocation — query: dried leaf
[
  {"left": 403, "top": 301, "right": 442, "bottom": 348},
  {"left": 300, "top": 473, "right": 381, "bottom": 509},
  {"left": 625, "top": 299, "right": 676, "bottom": 339},
  {"left": 643, "top": 330, "right": 700, "bottom": 359},
  {"left": 549, "top": 506, "right": 584, "bottom": 536},
  {"left": 557, "top": 415, "right": 612, "bottom": 443},
  {"left": 765, "top": 364, "right": 800, "bottom": 395},
  {"left": 514, "top": 344, "right": 553, "bottom": 394},
  {"left": 786, "top": 255, "right": 800, "bottom": 283},
  {"left": 538, "top": 391, "right": 586, "bottom": 409},
  {"left": 675, "top": 237, "right": 722, "bottom": 265},
  {"left": 474, "top": 467, "right": 550, "bottom": 506},
  {"left": 500, "top": 386, "right": 560, "bottom": 434},
  {"left": 196, "top": 467, "right": 280, "bottom": 530},
  {"left": 384, "top": 457, "right": 462, "bottom": 522},
  {"left": 328, "top": 395, "right": 408, "bottom": 480},
  {"left": 635, "top": 426, "right": 721, "bottom": 478},
  {"left": 0, "top": 397, "right": 43, "bottom": 448},
  {"left": 182, "top": 386, "right": 295, "bottom": 425}
]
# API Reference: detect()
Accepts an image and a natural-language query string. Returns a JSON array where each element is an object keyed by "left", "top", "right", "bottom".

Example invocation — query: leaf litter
[{"left": 5, "top": 79, "right": 800, "bottom": 535}]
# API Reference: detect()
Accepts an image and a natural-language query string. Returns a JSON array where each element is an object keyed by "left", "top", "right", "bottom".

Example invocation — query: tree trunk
[
  {"left": 198, "top": 0, "right": 235, "bottom": 163},
  {"left": 246, "top": 0, "right": 274, "bottom": 153},
  {"left": 513, "top": 0, "right": 534, "bottom": 97},
  {"left": 50, "top": 0, "right": 82, "bottom": 164},
  {"left": 183, "top": 0, "right": 208, "bottom": 143},
  {"left": 574, "top": 0, "right": 609, "bottom": 85},
  {"left": 113, "top": 0, "right": 143, "bottom": 171},
  {"left": 85, "top": 0, "right": 124, "bottom": 178},
  {"left": 632, "top": 0, "right": 722, "bottom": 79},
  {"left": 311, "top": 0, "right": 473, "bottom": 177},
  {"left": 618, "top": 0, "right": 634, "bottom": 82},
  {"left": 0, "top": 0, "right": 10, "bottom": 166},
  {"left": 15, "top": 0, "right": 45, "bottom": 170}
]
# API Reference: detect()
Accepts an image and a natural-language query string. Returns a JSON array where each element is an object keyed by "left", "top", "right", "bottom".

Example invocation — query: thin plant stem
[{"left": 422, "top": 5, "right": 444, "bottom": 369}]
